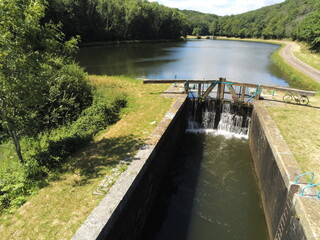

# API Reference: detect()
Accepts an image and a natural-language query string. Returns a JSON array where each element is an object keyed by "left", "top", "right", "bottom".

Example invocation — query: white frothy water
[
  {"left": 187, "top": 101, "right": 251, "bottom": 138},
  {"left": 186, "top": 129, "right": 248, "bottom": 139}
]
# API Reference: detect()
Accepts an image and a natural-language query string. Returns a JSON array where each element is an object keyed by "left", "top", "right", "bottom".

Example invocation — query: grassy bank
[
  {"left": 267, "top": 97, "right": 320, "bottom": 184},
  {"left": 292, "top": 42, "right": 320, "bottom": 72},
  {"left": 0, "top": 76, "right": 173, "bottom": 239},
  {"left": 215, "top": 37, "right": 320, "bottom": 91},
  {"left": 272, "top": 44, "right": 320, "bottom": 91}
]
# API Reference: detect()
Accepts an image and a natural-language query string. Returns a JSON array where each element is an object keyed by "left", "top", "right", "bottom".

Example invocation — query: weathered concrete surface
[
  {"left": 250, "top": 101, "right": 320, "bottom": 240},
  {"left": 72, "top": 88, "right": 188, "bottom": 240}
]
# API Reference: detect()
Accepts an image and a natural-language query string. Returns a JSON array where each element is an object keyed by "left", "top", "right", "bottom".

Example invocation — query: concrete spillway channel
[{"left": 72, "top": 88, "right": 320, "bottom": 240}]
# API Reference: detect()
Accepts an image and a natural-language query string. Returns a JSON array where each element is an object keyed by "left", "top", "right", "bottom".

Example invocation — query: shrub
[
  {"left": 28, "top": 93, "right": 127, "bottom": 170},
  {"left": 70, "top": 94, "right": 127, "bottom": 136}
]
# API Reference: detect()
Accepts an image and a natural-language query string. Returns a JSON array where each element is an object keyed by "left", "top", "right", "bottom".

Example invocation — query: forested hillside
[
  {"left": 182, "top": 10, "right": 218, "bottom": 36},
  {"left": 44, "top": 0, "right": 220, "bottom": 42},
  {"left": 209, "top": 0, "right": 320, "bottom": 48},
  {"left": 45, "top": 0, "right": 187, "bottom": 42},
  {"left": 44, "top": 0, "right": 319, "bottom": 48}
]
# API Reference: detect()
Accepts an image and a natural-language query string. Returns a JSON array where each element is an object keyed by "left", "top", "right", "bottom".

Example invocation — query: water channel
[
  {"left": 77, "top": 40, "right": 289, "bottom": 239},
  {"left": 143, "top": 133, "right": 269, "bottom": 240}
]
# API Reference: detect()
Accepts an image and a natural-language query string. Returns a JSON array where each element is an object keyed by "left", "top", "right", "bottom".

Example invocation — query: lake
[{"left": 76, "top": 39, "right": 290, "bottom": 86}]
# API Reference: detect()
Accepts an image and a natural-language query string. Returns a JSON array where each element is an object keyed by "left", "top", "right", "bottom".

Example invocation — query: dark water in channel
[
  {"left": 143, "top": 133, "right": 269, "bottom": 240},
  {"left": 77, "top": 39, "right": 289, "bottom": 86}
]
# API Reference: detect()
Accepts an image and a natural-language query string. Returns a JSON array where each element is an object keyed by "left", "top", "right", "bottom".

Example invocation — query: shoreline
[
  {"left": 215, "top": 37, "right": 320, "bottom": 91},
  {"left": 79, "top": 36, "right": 320, "bottom": 91},
  {"left": 79, "top": 38, "right": 185, "bottom": 47}
]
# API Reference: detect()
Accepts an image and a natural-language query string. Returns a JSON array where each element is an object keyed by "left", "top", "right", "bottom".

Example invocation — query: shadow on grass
[
  {"left": 67, "top": 134, "right": 145, "bottom": 185},
  {"left": 263, "top": 98, "right": 320, "bottom": 109}
]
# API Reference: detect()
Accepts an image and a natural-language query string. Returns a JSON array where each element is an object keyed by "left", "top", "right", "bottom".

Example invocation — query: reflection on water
[
  {"left": 143, "top": 133, "right": 269, "bottom": 240},
  {"left": 76, "top": 40, "right": 290, "bottom": 86}
]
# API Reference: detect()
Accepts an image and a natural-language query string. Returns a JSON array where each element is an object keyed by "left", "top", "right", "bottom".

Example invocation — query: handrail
[
  {"left": 295, "top": 172, "right": 315, "bottom": 186},
  {"left": 300, "top": 183, "right": 320, "bottom": 196},
  {"left": 142, "top": 79, "right": 316, "bottom": 96},
  {"left": 316, "top": 191, "right": 320, "bottom": 199},
  {"left": 246, "top": 85, "right": 261, "bottom": 103}
]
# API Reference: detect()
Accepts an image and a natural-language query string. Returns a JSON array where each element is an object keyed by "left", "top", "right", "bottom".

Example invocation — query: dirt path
[{"left": 280, "top": 41, "right": 320, "bottom": 83}]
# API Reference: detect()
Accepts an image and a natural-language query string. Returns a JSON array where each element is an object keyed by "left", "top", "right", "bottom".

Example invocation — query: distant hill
[
  {"left": 209, "top": 0, "right": 320, "bottom": 47},
  {"left": 180, "top": 10, "right": 218, "bottom": 36}
]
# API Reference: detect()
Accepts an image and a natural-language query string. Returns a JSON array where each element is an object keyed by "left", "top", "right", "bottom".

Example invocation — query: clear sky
[{"left": 148, "top": 0, "right": 285, "bottom": 16}]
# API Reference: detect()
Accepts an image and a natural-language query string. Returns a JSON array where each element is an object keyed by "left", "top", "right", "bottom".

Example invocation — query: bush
[
  {"left": 70, "top": 94, "right": 127, "bottom": 136},
  {"left": 28, "top": 93, "right": 127, "bottom": 170},
  {"left": 32, "top": 134, "right": 91, "bottom": 169},
  {"left": 0, "top": 171, "right": 28, "bottom": 212},
  {"left": 21, "top": 62, "right": 93, "bottom": 136}
]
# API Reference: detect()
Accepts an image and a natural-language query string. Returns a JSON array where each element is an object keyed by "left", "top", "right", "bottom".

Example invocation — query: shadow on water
[
  {"left": 142, "top": 133, "right": 205, "bottom": 240},
  {"left": 141, "top": 132, "right": 269, "bottom": 240},
  {"left": 76, "top": 40, "right": 291, "bottom": 86},
  {"left": 76, "top": 42, "right": 184, "bottom": 76}
]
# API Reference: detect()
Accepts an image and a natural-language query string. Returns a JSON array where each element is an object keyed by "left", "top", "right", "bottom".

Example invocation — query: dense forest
[
  {"left": 44, "top": 0, "right": 220, "bottom": 42},
  {"left": 182, "top": 10, "right": 218, "bottom": 36},
  {"left": 43, "top": 0, "right": 320, "bottom": 48},
  {"left": 209, "top": 0, "right": 320, "bottom": 48},
  {"left": 44, "top": 0, "right": 187, "bottom": 42}
]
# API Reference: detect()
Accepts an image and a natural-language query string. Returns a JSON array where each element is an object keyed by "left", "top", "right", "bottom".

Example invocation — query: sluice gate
[{"left": 143, "top": 78, "right": 316, "bottom": 104}]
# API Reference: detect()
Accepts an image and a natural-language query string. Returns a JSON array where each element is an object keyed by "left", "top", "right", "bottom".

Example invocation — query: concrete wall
[
  {"left": 72, "top": 95, "right": 188, "bottom": 240},
  {"left": 249, "top": 101, "right": 320, "bottom": 240}
]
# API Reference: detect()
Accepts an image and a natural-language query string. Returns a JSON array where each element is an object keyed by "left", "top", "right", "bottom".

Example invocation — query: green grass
[
  {"left": 0, "top": 75, "right": 173, "bottom": 239},
  {"left": 267, "top": 96, "right": 320, "bottom": 184},
  {"left": 292, "top": 42, "right": 320, "bottom": 72},
  {"left": 0, "top": 142, "right": 22, "bottom": 176}
]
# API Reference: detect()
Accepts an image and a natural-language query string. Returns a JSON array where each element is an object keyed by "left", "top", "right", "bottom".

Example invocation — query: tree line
[
  {"left": 209, "top": 0, "right": 320, "bottom": 48},
  {"left": 43, "top": 0, "right": 319, "bottom": 49}
]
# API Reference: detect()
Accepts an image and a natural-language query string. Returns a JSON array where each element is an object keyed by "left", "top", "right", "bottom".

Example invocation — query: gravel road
[{"left": 280, "top": 42, "right": 320, "bottom": 84}]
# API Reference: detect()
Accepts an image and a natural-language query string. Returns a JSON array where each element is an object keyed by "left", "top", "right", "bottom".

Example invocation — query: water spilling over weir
[
  {"left": 187, "top": 99, "right": 252, "bottom": 137},
  {"left": 142, "top": 100, "right": 268, "bottom": 240}
]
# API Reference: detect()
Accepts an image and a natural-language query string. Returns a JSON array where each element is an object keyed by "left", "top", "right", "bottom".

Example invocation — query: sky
[{"left": 148, "top": 0, "right": 285, "bottom": 16}]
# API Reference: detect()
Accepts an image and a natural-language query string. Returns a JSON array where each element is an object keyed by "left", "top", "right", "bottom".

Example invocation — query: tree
[
  {"left": 192, "top": 27, "right": 202, "bottom": 38},
  {"left": 292, "top": 9, "right": 320, "bottom": 47},
  {"left": 0, "top": 0, "right": 91, "bottom": 163}
]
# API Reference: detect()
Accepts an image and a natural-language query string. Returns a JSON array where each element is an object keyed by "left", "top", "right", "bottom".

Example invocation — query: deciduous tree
[{"left": 0, "top": 0, "right": 91, "bottom": 163}]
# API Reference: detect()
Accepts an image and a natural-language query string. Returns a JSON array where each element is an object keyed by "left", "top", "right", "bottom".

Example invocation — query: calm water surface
[
  {"left": 143, "top": 133, "right": 269, "bottom": 240},
  {"left": 77, "top": 39, "right": 289, "bottom": 86}
]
